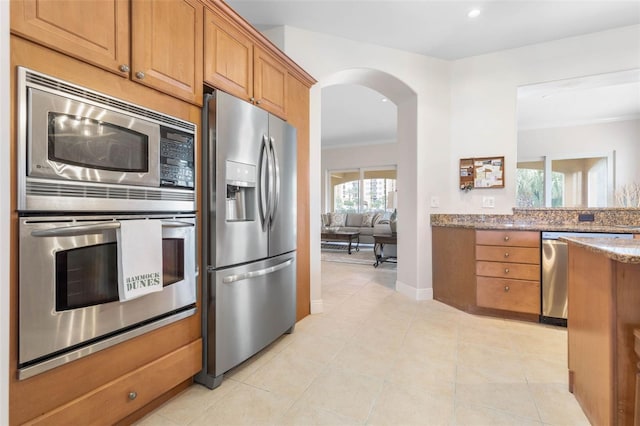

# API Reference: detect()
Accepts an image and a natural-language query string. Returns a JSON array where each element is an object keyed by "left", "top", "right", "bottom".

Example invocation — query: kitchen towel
[{"left": 116, "top": 219, "right": 163, "bottom": 302}]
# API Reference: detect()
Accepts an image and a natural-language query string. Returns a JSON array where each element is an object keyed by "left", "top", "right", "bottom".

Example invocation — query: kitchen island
[{"left": 563, "top": 237, "right": 640, "bottom": 426}]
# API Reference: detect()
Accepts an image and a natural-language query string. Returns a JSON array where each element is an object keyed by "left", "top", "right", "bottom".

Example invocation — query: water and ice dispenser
[{"left": 225, "top": 160, "right": 255, "bottom": 221}]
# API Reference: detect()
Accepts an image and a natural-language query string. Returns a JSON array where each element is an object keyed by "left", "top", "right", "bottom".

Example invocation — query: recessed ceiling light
[
  {"left": 381, "top": 98, "right": 389, "bottom": 102},
  {"left": 468, "top": 9, "right": 481, "bottom": 19}
]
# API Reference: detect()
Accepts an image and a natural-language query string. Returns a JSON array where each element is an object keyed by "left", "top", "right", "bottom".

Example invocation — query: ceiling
[{"left": 227, "top": 0, "right": 640, "bottom": 147}]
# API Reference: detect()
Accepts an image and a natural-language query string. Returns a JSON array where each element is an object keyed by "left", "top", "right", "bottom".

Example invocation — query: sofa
[{"left": 321, "top": 212, "right": 392, "bottom": 244}]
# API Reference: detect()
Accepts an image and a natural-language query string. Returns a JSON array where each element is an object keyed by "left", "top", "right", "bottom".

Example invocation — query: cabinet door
[
  {"left": 11, "top": 0, "right": 130, "bottom": 76},
  {"left": 131, "top": 0, "right": 204, "bottom": 105},
  {"left": 254, "top": 46, "right": 287, "bottom": 119},
  {"left": 204, "top": 8, "right": 254, "bottom": 101},
  {"left": 477, "top": 277, "right": 540, "bottom": 314},
  {"left": 476, "top": 245, "right": 540, "bottom": 264},
  {"left": 29, "top": 340, "right": 202, "bottom": 424},
  {"left": 476, "top": 230, "right": 540, "bottom": 247}
]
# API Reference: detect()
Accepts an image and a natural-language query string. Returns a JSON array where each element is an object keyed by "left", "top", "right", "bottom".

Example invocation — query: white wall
[
  {"left": 518, "top": 119, "right": 640, "bottom": 188},
  {"left": 1, "top": 1, "right": 10, "bottom": 422},
  {"left": 280, "top": 26, "right": 452, "bottom": 305},
  {"left": 450, "top": 25, "right": 640, "bottom": 214},
  {"left": 321, "top": 142, "right": 398, "bottom": 212},
  {"left": 272, "top": 24, "right": 640, "bottom": 309}
]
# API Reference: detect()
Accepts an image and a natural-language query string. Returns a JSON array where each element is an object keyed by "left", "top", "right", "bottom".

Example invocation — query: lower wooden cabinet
[
  {"left": 475, "top": 230, "right": 541, "bottom": 316},
  {"left": 567, "top": 243, "right": 640, "bottom": 426},
  {"left": 476, "top": 277, "right": 540, "bottom": 314},
  {"left": 432, "top": 226, "right": 542, "bottom": 320},
  {"left": 25, "top": 339, "right": 201, "bottom": 425},
  {"left": 432, "top": 227, "right": 477, "bottom": 311}
]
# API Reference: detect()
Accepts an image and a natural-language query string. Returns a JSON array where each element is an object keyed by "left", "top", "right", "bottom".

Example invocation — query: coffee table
[
  {"left": 373, "top": 234, "right": 397, "bottom": 267},
  {"left": 321, "top": 231, "right": 360, "bottom": 254}
]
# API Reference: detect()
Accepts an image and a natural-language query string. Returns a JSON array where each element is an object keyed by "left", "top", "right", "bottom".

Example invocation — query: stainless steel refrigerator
[{"left": 196, "top": 90, "right": 297, "bottom": 389}]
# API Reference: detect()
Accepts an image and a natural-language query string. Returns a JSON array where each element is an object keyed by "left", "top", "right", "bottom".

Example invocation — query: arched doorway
[{"left": 310, "top": 68, "right": 418, "bottom": 313}]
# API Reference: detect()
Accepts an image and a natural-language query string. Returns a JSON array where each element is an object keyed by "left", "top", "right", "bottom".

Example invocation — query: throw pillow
[
  {"left": 321, "top": 213, "right": 331, "bottom": 227},
  {"left": 330, "top": 212, "right": 346, "bottom": 227},
  {"left": 361, "top": 212, "right": 375, "bottom": 227},
  {"left": 372, "top": 212, "right": 382, "bottom": 225}
]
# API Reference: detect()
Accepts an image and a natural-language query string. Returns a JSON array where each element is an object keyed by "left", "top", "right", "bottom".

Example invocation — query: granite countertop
[
  {"left": 430, "top": 220, "right": 640, "bottom": 233},
  {"left": 430, "top": 209, "right": 640, "bottom": 233},
  {"left": 559, "top": 237, "right": 640, "bottom": 264}
]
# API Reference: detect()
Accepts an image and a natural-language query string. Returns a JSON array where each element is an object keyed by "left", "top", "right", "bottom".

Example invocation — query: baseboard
[
  {"left": 310, "top": 299, "right": 323, "bottom": 314},
  {"left": 396, "top": 280, "right": 433, "bottom": 301}
]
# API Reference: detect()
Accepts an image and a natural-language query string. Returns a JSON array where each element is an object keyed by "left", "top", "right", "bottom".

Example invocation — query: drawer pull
[
  {"left": 504, "top": 236, "right": 510, "bottom": 241},
  {"left": 504, "top": 252, "right": 510, "bottom": 258},
  {"left": 128, "top": 391, "right": 137, "bottom": 401},
  {"left": 504, "top": 285, "right": 510, "bottom": 292},
  {"left": 504, "top": 268, "right": 509, "bottom": 274}
]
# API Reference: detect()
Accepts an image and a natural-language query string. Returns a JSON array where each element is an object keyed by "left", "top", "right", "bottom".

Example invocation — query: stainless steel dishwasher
[{"left": 541, "top": 231, "right": 633, "bottom": 326}]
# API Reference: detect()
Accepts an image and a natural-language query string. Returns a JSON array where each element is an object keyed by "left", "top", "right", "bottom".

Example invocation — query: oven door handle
[
  {"left": 160, "top": 220, "right": 195, "bottom": 228},
  {"left": 31, "top": 220, "right": 194, "bottom": 237},
  {"left": 222, "top": 258, "right": 294, "bottom": 283}
]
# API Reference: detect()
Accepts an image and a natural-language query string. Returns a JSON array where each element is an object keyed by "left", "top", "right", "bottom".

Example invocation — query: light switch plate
[
  {"left": 482, "top": 196, "right": 495, "bottom": 208},
  {"left": 430, "top": 196, "right": 440, "bottom": 208}
]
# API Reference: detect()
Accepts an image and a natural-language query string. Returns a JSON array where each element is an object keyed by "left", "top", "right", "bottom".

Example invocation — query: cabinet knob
[
  {"left": 504, "top": 252, "right": 510, "bottom": 258},
  {"left": 504, "top": 285, "right": 510, "bottom": 292},
  {"left": 504, "top": 268, "right": 509, "bottom": 274},
  {"left": 128, "top": 391, "right": 137, "bottom": 400},
  {"left": 135, "top": 71, "right": 145, "bottom": 80},
  {"left": 119, "top": 64, "right": 130, "bottom": 73},
  {"left": 504, "top": 235, "right": 510, "bottom": 241},
  {"left": 256, "top": 99, "right": 262, "bottom": 105},
  {"left": 249, "top": 97, "right": 255, "bottom": 103}
]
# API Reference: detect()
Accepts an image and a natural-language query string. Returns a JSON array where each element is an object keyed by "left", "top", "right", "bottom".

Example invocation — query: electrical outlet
[
  {"left": 482, "top": 196, "right": 495, "bottom": 208},
  {"left": 430, "top": 196, "right": 440, "bottom": 208}
]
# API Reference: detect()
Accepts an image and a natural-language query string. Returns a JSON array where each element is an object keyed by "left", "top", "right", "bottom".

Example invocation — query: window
[
  {"left": 516, "top": 161, "right": 544, "bottom": 207},
  {"left": 328, "top": 167, "right": 397, "bottom": 213},
  {"left": 516, "top": 153, "right": 613, "bottom": 207}
]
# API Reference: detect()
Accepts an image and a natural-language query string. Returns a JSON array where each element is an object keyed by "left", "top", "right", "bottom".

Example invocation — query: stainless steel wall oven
[
  {"left": 15, "top": 68, "right": 198, "bottom": 379},
  {"left": 18, "top": 214, "right": 197, "bottom": 379}
]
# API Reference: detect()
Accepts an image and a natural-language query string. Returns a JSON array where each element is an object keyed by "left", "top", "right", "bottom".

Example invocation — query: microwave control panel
[{"left": 160, "top": 126, "right": 195, "bottom": 189}]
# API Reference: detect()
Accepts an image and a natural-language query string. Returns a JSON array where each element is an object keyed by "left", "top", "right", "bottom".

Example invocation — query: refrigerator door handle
[
  {"left": 257, "top": 135, "right": 269, "bottom": 231},
  {"left": 268, "top": 137, "right": 280, "bottom": 226},
  {"left": 221, "top": 258, "right": 294, "bottom": 283}
]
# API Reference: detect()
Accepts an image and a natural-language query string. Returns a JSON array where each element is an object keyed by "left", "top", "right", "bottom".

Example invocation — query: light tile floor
[{"left": 136, "top": 261, "right": 590, "bottom": 426}]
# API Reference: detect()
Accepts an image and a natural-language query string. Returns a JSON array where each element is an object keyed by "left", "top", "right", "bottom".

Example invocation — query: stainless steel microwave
[{"left": 17, "top": 67, "right": 196, "bottom": 212}]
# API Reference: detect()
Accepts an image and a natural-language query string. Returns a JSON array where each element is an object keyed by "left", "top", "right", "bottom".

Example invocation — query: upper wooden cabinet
[
  {"left": 10, "top": 0, "right": 130, "bottom": 73},
  {"left": 11, "top": 0, "right": 204, "bottom": 105},
  {"left": 204, "top": 7, "right": 287, "bottom": 119},
  {"left": 253, "top": 45, "right": 287, "bottom": 119},
  {"left": 204, "top": 7, "right": 253, "bottom": 101},
  {"left": 131, "top": 0, "right": 203, "bottom": 105}
]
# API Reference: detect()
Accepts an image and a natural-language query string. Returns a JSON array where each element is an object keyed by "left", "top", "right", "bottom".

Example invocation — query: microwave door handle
[
  {"left": 31, "top": 219, "right": 194, "bottom": 236},
  {"left": 222, "top": 258, "right": 294, "bottom": 283}
]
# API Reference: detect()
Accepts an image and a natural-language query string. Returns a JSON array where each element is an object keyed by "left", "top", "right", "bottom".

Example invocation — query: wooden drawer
[
  {"left": 28, "top": 339, "right": 202, "bottom": 425},
  {"left": 476, "top": 230, "right": 540, "bottom": 247},
  {"left": 476, "top": 245, "right": 540, "bottom": 264},
  {"left": 477, "top": 277, "right": 540, "bottom": 314},
  {"left": 476, "top": 261, "right": 540, "bottom": 281}
]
